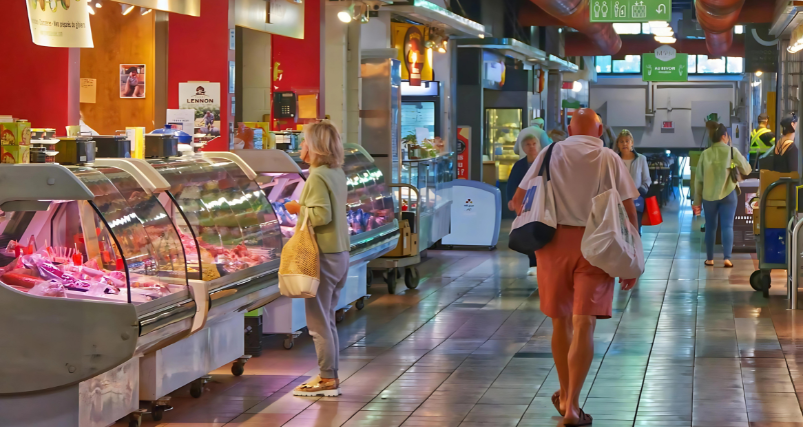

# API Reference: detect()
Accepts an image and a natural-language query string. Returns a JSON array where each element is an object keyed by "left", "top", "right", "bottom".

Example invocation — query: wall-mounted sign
[
  {"left": 745, "top": 24, "right": 778, "bottom": 73},
  {"left": 643, "top": 46, "right": 688, "bottom": 82},
  {"left": 456, "top": 126, "right": 471, "bottom": 180},
  {"left": 661, "top": 121, "right": 674, "bottom": 133},
  {"left": 179, "top": 82, "right": 221, "bottom": 136},
  {"left": 483, "top": 62, "right": 506, "bottom": 90},
  {"left": 392, "top": 23, "right": 433, "bottom": 86},
  {"left": 26, "top": 0, "right": 93, "bottom": 48},
  {"left": 589, "top": 0, "right": 671, "bottom": 23}
]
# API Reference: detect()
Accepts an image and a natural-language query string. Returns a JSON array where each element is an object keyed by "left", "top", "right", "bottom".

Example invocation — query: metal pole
[{"left": 790, "top": 217, "right": 803, "bottom": 309}]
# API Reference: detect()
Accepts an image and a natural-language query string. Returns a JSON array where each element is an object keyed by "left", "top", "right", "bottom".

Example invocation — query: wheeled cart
[
  {"left": 752, "top": 177, "right": 795, "bottom": 297},
  {"left": 369, "top": 183, "right": 423, "bottom": 294}
]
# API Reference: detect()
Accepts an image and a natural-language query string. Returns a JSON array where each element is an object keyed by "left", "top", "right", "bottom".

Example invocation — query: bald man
[{"left": 511, "top": 108, "right": 640, "bottom": 426}]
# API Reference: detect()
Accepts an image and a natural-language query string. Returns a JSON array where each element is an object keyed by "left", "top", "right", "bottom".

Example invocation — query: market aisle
[{"left": 128, "top": 196, "right": 803, "bottom": 427}]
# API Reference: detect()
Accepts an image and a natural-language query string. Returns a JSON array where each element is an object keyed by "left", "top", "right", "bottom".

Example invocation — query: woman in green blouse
[{"left": 692, "top": 123, "right": 751, "bottom": 268}]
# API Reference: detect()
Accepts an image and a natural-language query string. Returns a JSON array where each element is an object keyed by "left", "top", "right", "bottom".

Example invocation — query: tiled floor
[{"left": 129, "top": 196, "right": 803, "bottom": 427}]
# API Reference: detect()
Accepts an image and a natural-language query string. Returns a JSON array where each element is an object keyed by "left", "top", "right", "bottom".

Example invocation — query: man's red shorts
[{"left": 535, "top": 225, "right": 615, "bottom": 319}]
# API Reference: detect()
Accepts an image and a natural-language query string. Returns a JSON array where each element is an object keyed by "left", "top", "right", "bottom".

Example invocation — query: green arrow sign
[
  {"left": 642, "top": 51, "right": 688, "bottom": 82},
  {"left": 589, "top": 0, "right": 671, "bottom": 23}
]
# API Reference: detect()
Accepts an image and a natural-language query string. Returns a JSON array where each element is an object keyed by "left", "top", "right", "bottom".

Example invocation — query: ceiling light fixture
[
  {"left": 652, "top": 27, "right": 673, "bottom": 37},
  {"left": 654, "top": 36, "right": 677, "bottom": 44},
  {"left": 87, "top": 4, "right": 95, "bottom": 14},
  {"left": 756, "top": 71, "right": 763, "bottom": 76},
  {"left": 121, "top": 3, "right": 135, "bottom": 15},
  {"left": 141, "top": 7, "right": 152, "bottom": 15},
  {"left": 572, "top": 81, "right": 582, "bottom": 92},
  {"left": 338, "top": 2, "right": 355, "bottom": 23},
  {"left": 649, "top": 21, "right": 669, "bottom": 28},
  {"left": 479, "top": 34, "right": 485, "bottom": 39},
  {"left": 95, "top": 1, "right": 102, "bottom": 7}
]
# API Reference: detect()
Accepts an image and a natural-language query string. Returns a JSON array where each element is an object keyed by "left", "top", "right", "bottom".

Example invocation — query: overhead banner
[
  {"left": 643, "top": 46, "right": 688, "bottom": 82},
  {"left": 26, "top": 0, "right": 93, "bottom": 48},
  {"left": 589, "top": 0, "right": 671, "bottom": 23},
  {"left": 745, "top": 24, "right": 778, "bottom": 73},
  {"left": 392, "top": 23, "right": 433, "bottom": 86}
]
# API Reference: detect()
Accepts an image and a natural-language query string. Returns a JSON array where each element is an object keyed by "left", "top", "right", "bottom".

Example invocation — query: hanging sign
[
  {"left": 392, "top": 23, "right": 433, "bottom": 86},
  {"left": 457, "top": 126, "right": 471, "bottom": 180},
  {"left": 642, "top": 46, "right": 688, "bottom": 82},
  {"left": 745, "top": 24, "right": 778, "bottom": 73},
  {"left": 26, "top": 0, "right": 93, "bottom": 48},
  {"left": 589, "top": 0, "right": 671, "bottom": 23}
]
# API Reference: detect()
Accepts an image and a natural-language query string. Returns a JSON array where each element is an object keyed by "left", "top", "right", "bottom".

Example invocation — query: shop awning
[
  {"left": 548, "top": 55, "right": 579, "bottom": 72},
  {"left": 108, "top": 0, "right": 200, "bottom": 16},
  {"left": 457, "top": 38, "right": 548, "bottom": 64},
  {"left": 386, "top": 0, "right": 485, "bottom": 38}
]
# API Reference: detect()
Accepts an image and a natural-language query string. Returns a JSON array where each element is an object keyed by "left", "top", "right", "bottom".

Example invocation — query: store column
[
  {"left": 547, "top": 70, "right": 562, "bottom": 131},
  {"left": 324, "top": 4, "right": 360, "bottom": 142}
]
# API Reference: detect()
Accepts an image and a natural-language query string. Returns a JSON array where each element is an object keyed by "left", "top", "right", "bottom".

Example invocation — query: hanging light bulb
[
  {"left": 338, "top": 2, "right": 355, "bottom": 23},
  {"left": 120, "top": 3, "right": 135, "bottom": 15},
  {"left": 140, "top": 7, "right": 152, "bottom": 15}
]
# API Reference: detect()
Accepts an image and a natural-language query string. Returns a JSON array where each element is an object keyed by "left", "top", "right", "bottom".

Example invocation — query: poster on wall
[
  {"left": 26, "top": 0, "right": 93, "bottom": 48},
  {"left": 166, "top": 109, "right": 197, "bottom": 134},
  {"left": 120, "top": 65, "right": 146, "bottom": 98},
  {"left": 392, "top": 23, "right": 433, "bottom": 86},
  {"left": 179, "top": 82, "right": 221, "bottom": 136},
  {"left": 457, "top": 126, "right": 471, "bottom": 180}
]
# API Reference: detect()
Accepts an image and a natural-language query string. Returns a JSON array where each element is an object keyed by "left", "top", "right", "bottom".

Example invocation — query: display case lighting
[{"left": 141, "top": 7, "right": 152, "bottom": 15}]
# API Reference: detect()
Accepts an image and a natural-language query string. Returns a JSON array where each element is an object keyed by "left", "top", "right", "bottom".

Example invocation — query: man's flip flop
[
  {"left": 551, "top": 391, "right": 564, "bottom": 416},
  {"left": 564, "top": 409, "right": 593, "bottom": 426}
]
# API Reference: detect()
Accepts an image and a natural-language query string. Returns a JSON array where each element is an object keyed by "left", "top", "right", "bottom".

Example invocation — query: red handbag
[{"left": 642, "top": 196, "right": 662, "bottom": 226}]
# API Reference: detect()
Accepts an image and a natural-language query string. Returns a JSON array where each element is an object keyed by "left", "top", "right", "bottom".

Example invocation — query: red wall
[
  {"left": 271, "top": 0, "right": 322, "bottom": 130},
  {"left": 0, "top": 0, "right": 72, "bottom": 133},
  {"left": 167, "top": 0, "right": 230, "bottom": 151}
]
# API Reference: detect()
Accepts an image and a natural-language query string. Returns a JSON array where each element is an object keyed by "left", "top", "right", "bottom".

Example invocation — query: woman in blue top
[
  {"left": 507, "top": 134, "right": 542, "bottom": 275},
  {"left": 614, "top": 129, "right": 651, "bottom": 234}
]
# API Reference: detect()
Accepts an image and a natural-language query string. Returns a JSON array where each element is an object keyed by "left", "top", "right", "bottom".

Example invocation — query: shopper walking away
[
  {"left": 693, "top": 123, "right": 751, "bottom": 268},
  {"left": 750, "top": 113, "right": 775, "bottom": 167},
  {"left": 760, "top": 114, "right": 798, "bottom": 173},
  {"left": 284, "top": 121, "right": 350, "bottom": 397},
  {"left": 614, "top": 129, "right": 651, "bottom": 234},
  {"left": 514, "top": 108, "right": 640, "bottom": 426},
  {"left": 507, "top": 134, "right": 542, "bottom": 275}
]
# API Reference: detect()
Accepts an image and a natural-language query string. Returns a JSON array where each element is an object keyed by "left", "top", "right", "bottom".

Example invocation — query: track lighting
[
  {"left": 87, "top": 4, "right": 95, "bottom": 14},
  {"left": 338, "top": 2, "right": 356, "bottom": 22},
  {"left": 121, "top": 3, "right": 135, "bottom": 15},
  {"left": 141, "top": 7, "right": 152, "bottom": 15}
]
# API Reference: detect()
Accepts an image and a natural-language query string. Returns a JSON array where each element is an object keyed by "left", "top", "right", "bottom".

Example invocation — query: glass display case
[
  {"left": 148, "top": 157, "right": 283, "bottom": 282},
  {"left": 0, "top": 166, "right": 188, "bottom": 305},
  {"left": 485, "top": 108, "right": 523, "bottom": 181},
  {"left": 399, "top": 153, "right": 455, "bottom": 249},
  {"left": 259, "top": 144, "right": 396, "bottom": 245}
]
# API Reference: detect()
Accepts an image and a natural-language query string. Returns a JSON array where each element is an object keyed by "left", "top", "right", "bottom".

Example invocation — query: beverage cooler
[
  {"left": 233, "top": 145, "right": 400, "bottom": 349},
  {"left": 485, "top": 108, "right": 523, "bottom": 182},
  {"left": 401, "top": 80, "right": 440, "bottom": 140}
]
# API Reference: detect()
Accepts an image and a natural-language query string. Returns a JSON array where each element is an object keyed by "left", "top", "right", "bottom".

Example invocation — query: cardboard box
[
  {"left": 0, "top": 122, "right": 31, "bottom": 146},
  {"left": 1, "top": 145, "right": 30, "bottom": 163},
  {"left": 384, "top": 220, "right": 412, "bottom": 257},
  {"left": 753, "top": 207, "right": 760, "bottom": 235},
  {"left": 758, "top": 170, "right": 799, "bottom": 229}
]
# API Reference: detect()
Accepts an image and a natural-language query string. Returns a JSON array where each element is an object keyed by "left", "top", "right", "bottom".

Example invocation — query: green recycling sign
[
  {"left": 642, "top": 46, "right": 688, "bottom": 82},
  {"left": 589, "top": 0, "right": 671, "bottom": 23}
]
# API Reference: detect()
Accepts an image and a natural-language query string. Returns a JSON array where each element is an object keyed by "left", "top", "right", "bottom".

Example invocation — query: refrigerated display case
[
  {"left": 401, "top": 80, "right": 440, "bottom": 141},
  {"left": 231, "top": 145, "right": 400, "bottom": 348},
  {"left": 399, "top": 154, "right": 455, "bottom": 250},
  {"left": 485, "top": 108, "right": 523, "bottom": 182}
]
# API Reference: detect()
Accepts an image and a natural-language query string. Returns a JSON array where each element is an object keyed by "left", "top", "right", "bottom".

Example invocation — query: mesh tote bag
[
  {"left": 581, "top": 161, "right": 645, "bottom": 280},
  {"left": 278, "top": 213, "right": 321, "bottom": 298},
  {"left": 508, "top": 142, "right": 558, "bottom": 254}
]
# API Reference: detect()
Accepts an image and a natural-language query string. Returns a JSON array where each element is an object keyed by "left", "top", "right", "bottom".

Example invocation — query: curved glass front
[
  {"left": 0, "top": 167, "right": 187, "bottom": 305},
  {"left": 149, "top": 158, "right": 282, "bottom": 281}
]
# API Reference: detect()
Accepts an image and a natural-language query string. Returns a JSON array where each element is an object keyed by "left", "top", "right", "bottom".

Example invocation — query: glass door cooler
[
  {"left": 232, "top": 144, "right": 399, "bottom": 349},
  {"left": 485, "top": 108, "right": 523, "bottom": 182}
]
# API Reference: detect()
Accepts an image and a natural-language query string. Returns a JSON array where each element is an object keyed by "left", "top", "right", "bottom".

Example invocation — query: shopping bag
[
  {"left": 644, "top": 196, "right": 662, "bottom": 226},
  {"left": 278, "top": 215, "right": 321, "bottom": 298},
  {"left": 581, "top": 165, "right": 645, "bottom": 280},
  {"left": 509, "top": 143, "right": 558, "bottom": 254}
]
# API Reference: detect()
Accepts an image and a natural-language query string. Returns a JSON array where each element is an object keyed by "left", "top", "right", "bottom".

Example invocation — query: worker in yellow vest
[{"left": 750, "top": 113, "right": 775, "bottom": 164}]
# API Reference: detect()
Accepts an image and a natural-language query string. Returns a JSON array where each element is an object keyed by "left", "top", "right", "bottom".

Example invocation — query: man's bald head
[{"left": 568, "top": 108, "right": 604, "bottom": 138}]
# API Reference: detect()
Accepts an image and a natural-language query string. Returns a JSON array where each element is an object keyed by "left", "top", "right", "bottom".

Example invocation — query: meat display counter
[
  {"left": 230, "top": 144, "right": 399, "bottom": 349},
  {"left": 0, "top": 155, "right": 286, "bottom": 427}
]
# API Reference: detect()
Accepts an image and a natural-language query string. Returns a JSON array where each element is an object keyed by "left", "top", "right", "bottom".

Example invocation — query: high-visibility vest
[{"left": 750, "top": 128, "right": 774, "bottom": 154}]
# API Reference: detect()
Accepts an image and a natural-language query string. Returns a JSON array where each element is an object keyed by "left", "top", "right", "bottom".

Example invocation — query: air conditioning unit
[{"left": 678, "top": 9, "right": 705, "bottom": 39}]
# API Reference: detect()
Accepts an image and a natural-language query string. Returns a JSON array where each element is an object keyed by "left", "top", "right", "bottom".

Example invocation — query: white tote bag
[
  {"left": 509, "top": 143, "right": 558, "bottom": 254},
  {"left": 581, "top": 163, "right": 645, "bottom": 280}
]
